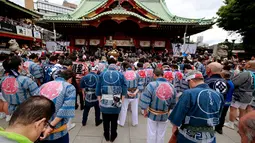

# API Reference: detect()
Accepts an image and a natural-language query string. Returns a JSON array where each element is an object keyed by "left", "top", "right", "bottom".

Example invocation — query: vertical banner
[{"left": 172, "top": 43, "right": 197, "bottom": 55}]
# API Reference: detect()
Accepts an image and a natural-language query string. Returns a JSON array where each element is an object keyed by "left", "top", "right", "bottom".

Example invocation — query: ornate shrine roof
[{"left": 39, "top": 0, "right": 214, "bottom": 26}]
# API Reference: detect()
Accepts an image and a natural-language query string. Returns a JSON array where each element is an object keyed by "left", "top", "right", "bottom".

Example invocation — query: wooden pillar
[
  {"left": 166, "top": 39, "right": 171, "bottom": 54},
  {"left": 69, "top": 36, "right": 75, "bottom": 52}
]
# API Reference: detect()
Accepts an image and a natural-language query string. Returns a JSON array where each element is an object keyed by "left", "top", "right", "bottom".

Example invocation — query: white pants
[
  {"left": 147, "top": 118, "right": 168, "bottom": 143},
  {"left": 119, "top": 98, "right": 138, "bottom": 126}
]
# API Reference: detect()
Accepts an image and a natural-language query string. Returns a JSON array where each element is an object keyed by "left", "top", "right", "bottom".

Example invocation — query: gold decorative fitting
[
  {"left": 111, "top": 15, "right": 128, "bottom": 21},
  {"left": 87, "top": 12, "right": 97, "bottom": 18},
  {"left": 108, "top": 41, "right": 120, "bottom": 58}
]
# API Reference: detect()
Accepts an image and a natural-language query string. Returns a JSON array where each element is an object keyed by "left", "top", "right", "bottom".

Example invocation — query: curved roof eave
[
  {"left": 136, "top": 0, "right": 214, "bottom": 24},
  {"left": 69, "top": 0, "right": 108, "bottom": 19},
  {"left": 41, "top": 10, "right": 213, "bottom": 26}
]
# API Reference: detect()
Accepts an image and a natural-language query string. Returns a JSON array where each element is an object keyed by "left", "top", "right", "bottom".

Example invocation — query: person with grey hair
[{"left": 169, "top": 70, "right": 224, "bottom": 143}]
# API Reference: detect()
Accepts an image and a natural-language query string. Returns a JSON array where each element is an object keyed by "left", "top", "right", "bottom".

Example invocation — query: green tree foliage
[{"left": 217, "top": 0, "right": 255, "bottom": 50}]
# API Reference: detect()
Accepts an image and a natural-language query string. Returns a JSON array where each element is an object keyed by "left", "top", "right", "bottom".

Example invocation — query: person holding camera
[{"left": 96, "top": 58, "right": 127, "bottom": 142}]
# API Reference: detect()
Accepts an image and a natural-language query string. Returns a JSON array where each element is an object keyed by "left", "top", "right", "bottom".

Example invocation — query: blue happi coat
[
  {"left": 194, "top": 62, "right": 206, "bottom": 76},
  {"left": 163, "top": 69, "right": 174, "bottom": 82},
  {"left": 0, "top": 75, "right": 38, "bottom": 114},
  {"left": 172, "top": 70, "right": 183, "bottom": 86},
  {"left": 205, "top": 74, "right": 228, "bottom": 100},
  {"left": 38, "top": 77, "right": 76, "bottom": 141},
  {"left": 123, "top": 69, "right": 142, "bottom": 98},
  {"left": 98, "top": 61, "right": 108, "bottom": 73},
  {"left": 136, "top": 68, "right": 147, "bottom": 91},
  {"left": 139, "top": 78, "right": 176, "bottom": 122},
  {"left": 169, "top": 84, "right": 224, "bottom": 143},
  {"left": 96, "top": 64, "right": 127, "bottom": 114},
  {"left": 80, "top": 72, "right": 99, "bottom": 106},
  {"left": 51, "top": 64, "right": 66, "bottom": 80},
  {"left": 144, "top": 68, "right": 154, "bottom": 86},
  {"left": 225, "top": 80, "right": 234, "bottom": 106},
  {"left": 24, "top": 61, "right": 44, "bottom": 82},
  {"left": 43, "top": 62, "right": 55, "bottom": 83},
  {"left": 175, "top": 73, "right": 189, "bottom": 94}
]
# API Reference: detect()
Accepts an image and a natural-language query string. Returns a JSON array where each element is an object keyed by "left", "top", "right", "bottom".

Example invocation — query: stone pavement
[
  {"left": 70, "top": 109, "right": 241, "bottom": 143},
  {"left": 0, "top": 109, "right": 241, "bottom": 143}
]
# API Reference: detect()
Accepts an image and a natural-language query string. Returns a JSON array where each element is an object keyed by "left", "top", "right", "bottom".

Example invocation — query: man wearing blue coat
[
  {"left": 169, "top": 70, "right": 224, "bottom": 143},
  {"left": 96, "top": 58, "right": 127, "bottom": 142}
]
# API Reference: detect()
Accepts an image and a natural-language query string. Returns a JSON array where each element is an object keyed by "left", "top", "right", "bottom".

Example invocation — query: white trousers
[
  {"left": 118, "top": 98, "right": 138, "bottom": 126},
  {"left": 147, "top": 118, "right": 168, "bottom": 143}
]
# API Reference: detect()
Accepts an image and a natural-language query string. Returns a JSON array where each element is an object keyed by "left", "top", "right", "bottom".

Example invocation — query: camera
[{"left": 112, "top": 95, "right": 121, "bottom": 108}]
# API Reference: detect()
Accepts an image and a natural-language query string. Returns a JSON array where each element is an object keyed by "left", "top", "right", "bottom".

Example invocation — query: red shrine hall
[{"left": 37, "top": 0, "right": 213, "bottom": 53}]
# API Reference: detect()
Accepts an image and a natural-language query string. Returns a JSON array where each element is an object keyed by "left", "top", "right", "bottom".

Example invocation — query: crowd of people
[{"left": 0, "top": 48, "right": 254, "bottom": 143}]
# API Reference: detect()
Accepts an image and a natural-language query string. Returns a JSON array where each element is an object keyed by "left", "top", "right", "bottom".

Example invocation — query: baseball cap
[{"left": 186, "top": 70, "right": 204, "bottom": 81}]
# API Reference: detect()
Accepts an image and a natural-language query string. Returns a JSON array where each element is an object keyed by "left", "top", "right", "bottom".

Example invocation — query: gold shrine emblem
[{"left": 111, "top": 15, "right": 128, "bottom": 21}]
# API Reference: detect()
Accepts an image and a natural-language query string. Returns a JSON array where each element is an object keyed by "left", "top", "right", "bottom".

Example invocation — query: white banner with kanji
[
  {"left": 140, "top": 41, "right": 150, "bottom": 47},
  {"left": 172, "top": 43, "right": 197, "bottom": 55},
  {"left": 154, "top": 41, "right": 166, "bottom": 47},
  {"left": 105, "top": 40, "right": 134, "bottom": 47},
  {"left": 75, "top": 39, "right": 85, "bottom": 45},
  {"left": 89, "top": 39, "right": 100, "bottom": 45},
  {"left": 16, "top": 26, "right": 26, "bottom": 36}
]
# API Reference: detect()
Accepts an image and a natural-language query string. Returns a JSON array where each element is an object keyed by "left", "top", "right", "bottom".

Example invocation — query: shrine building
[{"left": 37, "top": 0, "right": 214, "bottom": 53}]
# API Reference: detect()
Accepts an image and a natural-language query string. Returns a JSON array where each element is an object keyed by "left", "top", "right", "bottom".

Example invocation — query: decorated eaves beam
[
  {"left": 84, "top": 0, "right": 159, "bottom": 20},
  {"left": 128, "top": 0, "right": 159, "bottom": 20},
  {"left": 83, "top": 0, "right": 115, "bottom": 18}
]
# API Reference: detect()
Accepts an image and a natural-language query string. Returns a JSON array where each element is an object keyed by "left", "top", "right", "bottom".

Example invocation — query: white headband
[{"left": 186, "top": 73, "right": 203, "bottom": 81}]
